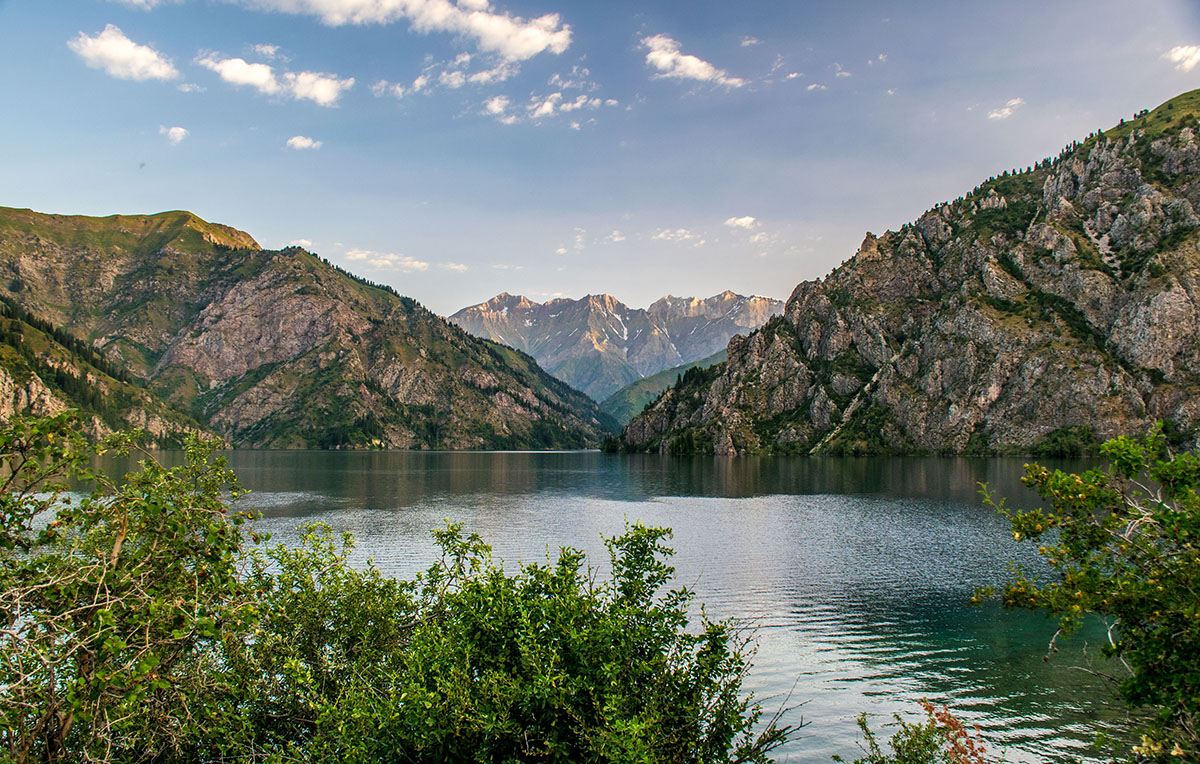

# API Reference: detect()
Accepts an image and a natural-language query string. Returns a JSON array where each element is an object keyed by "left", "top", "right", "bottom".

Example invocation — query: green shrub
[
  {"left": 982, "top": 424, "right": 1200, "bottom": 760},
  {"left": 833, "top": 702, "right": 996, "bottom": 764},
  {"left": 0, "top": 414, "right": 793, "bottom": 763}
]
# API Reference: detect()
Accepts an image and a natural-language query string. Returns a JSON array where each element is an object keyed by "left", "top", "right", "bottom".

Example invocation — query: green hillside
[
  {"left": 601, "top": 349, "right": 727, "bottom": 426},
  {"left": 0, "top": 206, "right": 614, "bottom": 449}
]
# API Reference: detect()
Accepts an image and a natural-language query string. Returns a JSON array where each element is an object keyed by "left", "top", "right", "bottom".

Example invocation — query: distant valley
[{"left": 450, "top": 291, "right": 781, "bottom": 401}]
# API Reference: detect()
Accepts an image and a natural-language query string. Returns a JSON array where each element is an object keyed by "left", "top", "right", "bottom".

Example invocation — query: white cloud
[
  {"left": 653, "top": 227, "right": 698, "bottom": 243},
  {"left": 282, "top": 70, "right": 355, "bottom": 106},
  {"left": 554, "top": 247, "right": 568, "bottom": 255},
  {"left": 529, "top": 91, "right": 562, "bottom": 118},
  {"left": 605, "top": 230, "right": 626, "bottom": 243},
  {"left": 492, "top": 263, "right": 524, "bottom": 270},
  {"left": 807, "top": 83, "right": 826, "bottom": 91},
  {"left": 286, "top": 135, "right": 323, "bottom": 150},
  {"left": 1164, "top": 45, "right": 1200, "bottom": 72},
  {"left": 785, "top": 72, "right": 799, "bottom": 80},
  {"left": 346, "top": 249, "right": 429, "bottom": 271},
  {"left": 484, "top": 94, "right": 509, "bottom": 114},
  {"left": 177, "top": 82, "right": 205, "bottom": 93},
  {"left": 560, "top": 94, "right": 600, "bottom": 112},
  {"left": 372, "top": 79, "right": 406, "bottom": 97},
  {"left": 740, "top": 36, "right": 761, "bottom": 47},
  {"left": 483, "top": 95, "right": 519, "bottom": 124},
  {"left": 724, "top": 216, "right": 758, "bottom": 230},
  {"left": 289, "top": 238, "right": 314, "bottom": 247},
  {"left": 641, "top": 34, "right": 745, "bottom": 87},
  {"left": 749, "top": 231, "right": 769, "bottom": 244},
  {"left": 253, "top": 43, "right": 281, "bottom": 59},
  {"left": 833, "top": 62, "right": 851, "bottom": 78},
  {"left": 197, "top": 54, "right": 280, "bottom": 94},
  {"left": 159, "top": 125, "right": 188, "bottom": 144},
  {"left": 987, "top": 97, "right": 1025, "bottom": 120},
  {"left": 198, "top": 54, "right": 354, "bottom": 106},
  {"left": 439, "top": 69, "right": 467, "bottom": 88},
  {"left": 440, "top": 262, "right": 469, "bottom": 272},
  {"left": 867, "top": 53, "right": 887, "bottom": 65},
  {"left": 68, "top": 25, "right": 178, "bottom": 81},
  {"left": 235, "top": 0, "right": 571, "bottom": 62},
  {"left": 468, "top": 62, "right": 516, "bottom": 84}
]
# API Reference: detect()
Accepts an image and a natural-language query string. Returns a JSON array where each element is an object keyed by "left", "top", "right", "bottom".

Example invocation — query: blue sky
[{"left": 1, "top": 0, "right": 1198, "bottom": 315}]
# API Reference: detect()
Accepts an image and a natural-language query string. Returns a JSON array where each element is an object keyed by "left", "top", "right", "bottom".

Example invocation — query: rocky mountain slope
[
  {"left": 0, "top": 297, "right": 205, "bottom": 447},
  {"left": 620, "top": 90, "right": 1200, "bottom": 455},
  {"left": 449, "top": 291, "right": 781, "bottom": 400},
  {"left": 0, "top": 207, "right": 615, "bottom": 448},
  {"left": 600, "top": 349, "right": 726, "bottom": 426}
]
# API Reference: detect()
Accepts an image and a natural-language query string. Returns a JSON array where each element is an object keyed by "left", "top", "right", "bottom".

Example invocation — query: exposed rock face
[
  {"left": 0, "top": 207, "right": 615, "bottom": 449},
  {"left": 622, "top": 91, "right": 1200, "bottom": 455},
  {"left": 449, "top": 291, "right": 783, "bottom": 400}
]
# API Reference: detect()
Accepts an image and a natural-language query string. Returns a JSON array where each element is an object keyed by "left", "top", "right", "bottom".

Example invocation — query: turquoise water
[{"left": 108, "top": 451, "right": 1131, "bottom": 762}]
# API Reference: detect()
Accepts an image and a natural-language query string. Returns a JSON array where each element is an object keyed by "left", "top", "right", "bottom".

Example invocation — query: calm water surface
[{"left": 113, "top": 451, "right": 1132, "bottom": 762}]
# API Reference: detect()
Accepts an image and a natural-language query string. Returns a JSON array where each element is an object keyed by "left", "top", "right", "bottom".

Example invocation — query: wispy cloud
[
  {"left": 346, "top": 248, "right": 429, "bottom": 271},
  {"left": 68, "top": 25, "right": 178, "bottom": 81},
  {"left": 641, "top": 34, "right": 745, "bottom": 87},
  {"left": 374, "top": 54, "right": 517, "bottom": 101},
  {"left": 286, "top": 135, "right": 323, "bottom": 150},
  {"left": 440, "top": 262, "right": 469, "bottom": 272},
  {"left": 197, "top": 53, "right": 354, "bottom": 106},
  {"left": 253, "top": 43, "right": 281, "bottom": 59},
  {"left": 159, "top": 125, "right": 188, "bottom": 144},
  {"left": 740, "top": 36, "right": 761, "bottom": 47},
  {"left": 1164, "top": 45, "right": 1200, "bottom": 72},
  {"left": 234, "top": 0, "right": 571, "bottom": 62},
  {"left": 482, "top": 94, "right": 518, "bottom": 124},
  {"left": 289, "top": 238, "right": 313, "bottom": 248},
  {"left": 652, "top": 227, "right": 703, "bottom": 245},
  {"left": 807, "top": 83, "right": 826, "bottom": 91},
  {"left": 987, "top": 97, "right": 1025, "bottom": 120},
  {"left": 108, "top": 0, "right": 168, "bottom": 8}
]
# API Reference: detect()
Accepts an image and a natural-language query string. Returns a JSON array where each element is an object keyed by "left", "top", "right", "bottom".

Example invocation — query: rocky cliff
[
  {"left": 449, "top": 291, "right": 782, "bottom": 400},
  {"left": 0, "top": 208, "right": 615, "bottom": 448},
  {"left": 621, "top": 90, "right": 1200, "bottom": 455}
]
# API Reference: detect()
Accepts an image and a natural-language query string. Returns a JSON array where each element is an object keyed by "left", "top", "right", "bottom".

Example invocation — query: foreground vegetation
[
  {"left": 983, "top": 426, "right": 1200, "bottom": 761},
  {"left": 2, "top": 413, "right": 1197, "bottom": 762},
  {"left": 0, "top": 413, "right": 790, "bottom": 763}
]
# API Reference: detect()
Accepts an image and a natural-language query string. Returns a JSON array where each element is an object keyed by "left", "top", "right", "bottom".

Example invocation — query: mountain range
[
  {"left": 449, "top": 291, "right": 781, "bottom": 401},
  {"left": 0, "top": 207, "right": 615, "bottom": 448},
  {"left": 619, "top": 90, "right": 1200, "bottom": 455}
]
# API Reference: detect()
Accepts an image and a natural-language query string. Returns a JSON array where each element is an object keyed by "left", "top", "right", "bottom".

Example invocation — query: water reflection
[{"left": 94, "top": 450, "right": 1121, "bottom": 762}]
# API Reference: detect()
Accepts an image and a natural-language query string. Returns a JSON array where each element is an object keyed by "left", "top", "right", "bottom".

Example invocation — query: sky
[{"left": 1, "top": 1, "right": 1199, "bottom": 316}]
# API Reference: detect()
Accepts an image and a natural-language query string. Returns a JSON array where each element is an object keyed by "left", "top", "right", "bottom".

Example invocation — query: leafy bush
[
  {"left": 0, "top": 412, "right": 255, "bottom": 762},
  {"left": 197, "top": 522, "right": 792, "bottom": 762},
  {"left": 833, "top": 702, "right": 996, "bottom": 764},
  {"left": 0, "top": 414, "right": 792, "bottom": 763},
  {"left": 982, "top": 424, "right": 1200, "bottom": 760}
]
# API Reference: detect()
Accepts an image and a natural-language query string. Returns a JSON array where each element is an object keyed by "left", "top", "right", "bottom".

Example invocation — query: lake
[{"left": 111, "top": 450, "right": 1130, "bottom": 762}]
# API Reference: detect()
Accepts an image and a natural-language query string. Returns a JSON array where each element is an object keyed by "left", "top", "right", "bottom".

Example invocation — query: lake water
[{"left": 113, "top": 450, "right": 1132, "bottom": 762}]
